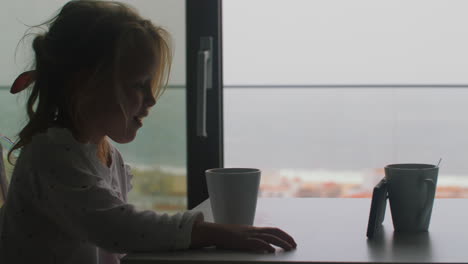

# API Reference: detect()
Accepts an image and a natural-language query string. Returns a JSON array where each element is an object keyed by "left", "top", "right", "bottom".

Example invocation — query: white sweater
[{"left": 0, "top": 127, "right": 203, "bottom": 264}]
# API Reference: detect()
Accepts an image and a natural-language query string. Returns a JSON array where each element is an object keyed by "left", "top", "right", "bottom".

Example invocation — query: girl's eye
[{"left": 131, "top": 79, "right": 152, "bottom": 92}]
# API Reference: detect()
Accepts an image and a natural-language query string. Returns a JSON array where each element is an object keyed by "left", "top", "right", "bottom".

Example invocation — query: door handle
[{"left": 196, "top": 37, "right": 213, "bottom": 138}]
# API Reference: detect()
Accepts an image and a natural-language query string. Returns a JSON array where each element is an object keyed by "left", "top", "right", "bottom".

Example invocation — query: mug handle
[{"left": 419, "top": 178, "right": 436, "bottom": 227}]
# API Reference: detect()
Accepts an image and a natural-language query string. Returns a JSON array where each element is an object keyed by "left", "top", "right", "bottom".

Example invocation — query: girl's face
[
  {"left": 83, "top": 55, "right": 158, "bottom": 145},
  {"left": 108, "top": 70, "right": 157, "bottom": 144}
]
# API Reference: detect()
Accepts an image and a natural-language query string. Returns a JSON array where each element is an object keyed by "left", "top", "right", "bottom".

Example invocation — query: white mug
[{"left": 205, "top": 168, "right": 261, "bottom": 225}]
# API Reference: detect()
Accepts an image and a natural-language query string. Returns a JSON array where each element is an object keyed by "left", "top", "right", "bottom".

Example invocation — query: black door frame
[{"left": 186, "top": 0, "right": 223, "bottom": 209}]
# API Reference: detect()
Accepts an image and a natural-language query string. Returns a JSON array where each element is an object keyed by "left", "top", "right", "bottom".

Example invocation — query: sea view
[{"left": 223, "top": 87, "right": 468, "bottom": 198}]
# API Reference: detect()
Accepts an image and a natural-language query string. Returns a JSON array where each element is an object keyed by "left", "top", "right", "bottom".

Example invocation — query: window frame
[{"left": 186, "top": 0, "right": 224, "bottom": 209}]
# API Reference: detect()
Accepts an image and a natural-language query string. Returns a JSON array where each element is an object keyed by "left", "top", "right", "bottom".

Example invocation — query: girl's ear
[{"left": 68, "top": 68, "right": 104, "bottom": 98}]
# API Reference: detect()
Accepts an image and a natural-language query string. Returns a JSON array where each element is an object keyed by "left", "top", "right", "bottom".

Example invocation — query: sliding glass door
[{"left": 223, "top": 0, "right": 468, "bottom": 199}]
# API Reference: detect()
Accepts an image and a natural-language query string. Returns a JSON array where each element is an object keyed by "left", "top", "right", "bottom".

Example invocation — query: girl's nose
[{"left": 145, "top": 93, "right": 156, "bottom": 107}]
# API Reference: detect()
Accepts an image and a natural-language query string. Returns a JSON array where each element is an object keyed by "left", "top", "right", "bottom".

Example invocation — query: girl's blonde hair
[{"left": 8, "top": 0, "right": 172, "bottom": 163}]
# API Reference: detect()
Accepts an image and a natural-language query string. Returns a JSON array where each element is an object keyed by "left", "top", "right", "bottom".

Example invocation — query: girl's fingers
[
  {"left": 245, "top": 237, "right": 276, "bottom": 253},
  {"left": 255, "top": 227, "right": 297, "bottom": 248},
  {"left": 251, "top": 233, "right": 294, "bottom": 251}
]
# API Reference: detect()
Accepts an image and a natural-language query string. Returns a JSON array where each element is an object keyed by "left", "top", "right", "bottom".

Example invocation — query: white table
[{"left": 123, "top": 198, "right": 468, "bottom": 263}]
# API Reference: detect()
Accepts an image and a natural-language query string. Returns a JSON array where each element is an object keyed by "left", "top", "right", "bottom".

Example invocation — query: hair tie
[{"left": 10, "top": 70, "right": 37, "bottom": 94}]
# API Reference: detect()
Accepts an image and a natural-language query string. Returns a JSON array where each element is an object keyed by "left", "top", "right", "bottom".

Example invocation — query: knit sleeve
[{"left": 30, "top": 142, "right": 204, "bottom": 253}]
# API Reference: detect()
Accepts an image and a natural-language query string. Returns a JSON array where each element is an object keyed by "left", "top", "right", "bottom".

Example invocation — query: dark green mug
[{"left": 385, "top": 163, "right": 438, "bottom": 232}]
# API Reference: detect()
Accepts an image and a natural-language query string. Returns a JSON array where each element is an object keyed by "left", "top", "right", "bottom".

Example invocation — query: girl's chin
[{"left": 109, "top": 131, "right": 137, "bottom": 144}]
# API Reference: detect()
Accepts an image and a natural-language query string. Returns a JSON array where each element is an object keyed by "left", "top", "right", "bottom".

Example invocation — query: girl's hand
[{"left": 190, "top": 221, "right": 297, "bottom": 253}]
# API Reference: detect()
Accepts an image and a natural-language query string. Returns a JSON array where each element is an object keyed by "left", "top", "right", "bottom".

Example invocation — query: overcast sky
[{"left": 2, "top": 0, "right": 468, "bottom": 86}]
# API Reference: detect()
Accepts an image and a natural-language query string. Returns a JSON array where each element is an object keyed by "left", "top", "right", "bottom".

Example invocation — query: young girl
[{"left": 0, "top": 1, "right": 296, "bottom": 263}]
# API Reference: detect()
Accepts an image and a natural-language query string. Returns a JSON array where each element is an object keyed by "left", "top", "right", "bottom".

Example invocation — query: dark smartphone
[{"left": 366, "top": 178, "right": 388, "bottom": 239}]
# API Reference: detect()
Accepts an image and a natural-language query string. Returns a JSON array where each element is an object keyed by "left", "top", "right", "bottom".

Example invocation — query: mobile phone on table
[{"left": 366, "top": 178, "right": 388, "bottom": 239}]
